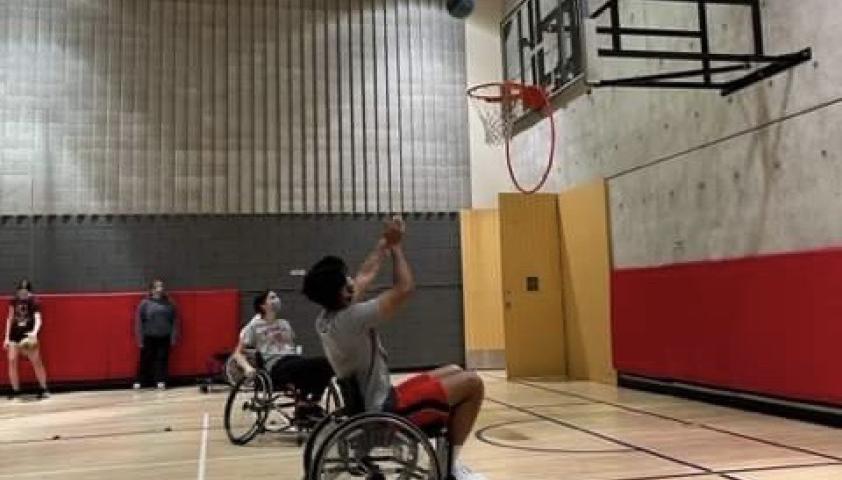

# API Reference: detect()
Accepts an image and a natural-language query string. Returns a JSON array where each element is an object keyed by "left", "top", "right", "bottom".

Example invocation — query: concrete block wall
[
  {"left": 493, "top": 0, "right": 841, "bottom": 268},
  {"left": 0, "top": 214, "right": 464, "bottom": 369},
  {"left": 0, "top": 0, "right": 470, "bottom": 215}
]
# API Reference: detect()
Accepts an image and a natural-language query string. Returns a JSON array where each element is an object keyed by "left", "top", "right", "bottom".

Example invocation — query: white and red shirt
[{"left": 239, "top": 314, "right": 296, "bottom": 369}]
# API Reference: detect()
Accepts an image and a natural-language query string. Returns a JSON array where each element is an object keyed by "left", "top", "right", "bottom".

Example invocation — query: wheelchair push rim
[{"left": 223, "top": 373, "right": 271, "bottom": 445}]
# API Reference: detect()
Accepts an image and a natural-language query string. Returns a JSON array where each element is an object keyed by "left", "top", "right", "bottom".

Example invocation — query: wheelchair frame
[
  {"left": 302, "top": 379, "right": 453, "bottom": 480},
  {"left": 224, "top": 367, "right": 341, "bottom": 446}
]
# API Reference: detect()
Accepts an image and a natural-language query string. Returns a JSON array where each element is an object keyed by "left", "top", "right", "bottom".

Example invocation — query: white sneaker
[
  {"left": 132, "top": 383, "right": 142, "bottom": 390},
  {"left": 156, "top": 382, "right": 166, "bottom": 390},
  {"left": 451, "top": 460, "right": 488, "bottom": 480}
]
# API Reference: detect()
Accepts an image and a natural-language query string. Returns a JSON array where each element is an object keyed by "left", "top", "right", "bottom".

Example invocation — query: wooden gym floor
[{"left": 2, "top": 372, "right": 841, "bottom": 479}]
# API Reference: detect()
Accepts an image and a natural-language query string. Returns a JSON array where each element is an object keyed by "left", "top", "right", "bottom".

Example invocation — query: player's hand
[
  {"left": 383, "top": 216, "right": 405, "bottom": 246},
  {"left": 2, "top": 340, "right": 9, "bottom": 350}
]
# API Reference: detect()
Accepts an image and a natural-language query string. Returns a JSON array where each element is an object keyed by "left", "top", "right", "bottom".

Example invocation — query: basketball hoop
[{"left": 466, "top": 81, "right": 556, "bottom": 194}]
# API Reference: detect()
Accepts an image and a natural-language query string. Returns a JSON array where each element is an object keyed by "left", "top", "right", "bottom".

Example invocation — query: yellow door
[{"left": 499, "top": 193, "right": 566, "bottom": 378}]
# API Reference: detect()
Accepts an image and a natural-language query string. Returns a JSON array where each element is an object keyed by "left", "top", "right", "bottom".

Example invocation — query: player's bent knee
[{"left": 467, "top": 372, "right": 484, "bottom": 396}]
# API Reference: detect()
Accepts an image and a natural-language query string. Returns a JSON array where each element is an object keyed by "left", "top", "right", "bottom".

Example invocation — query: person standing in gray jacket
[{"left": 133, "top": 279, "right": 179, "bottom": 390}]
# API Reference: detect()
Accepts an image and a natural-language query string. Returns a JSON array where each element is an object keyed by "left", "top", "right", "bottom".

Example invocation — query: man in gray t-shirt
[
  {"left": 303, "top": 218, "right": 488, "bottom": 480},
  {"left": 315, "top": 297, "right": 391, "bottom": 412}
]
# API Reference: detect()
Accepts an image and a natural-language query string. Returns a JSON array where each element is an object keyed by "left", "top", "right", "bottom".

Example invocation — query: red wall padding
[
  {"left": 1, "top": 290, "right": 239, "bottom": 387},
  {"left": 612, "top": 248, "right": 842, "bottom": 407}
]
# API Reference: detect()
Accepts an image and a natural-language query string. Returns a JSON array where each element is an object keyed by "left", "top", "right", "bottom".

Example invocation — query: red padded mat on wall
[
  {"left": 613, "top": 248, "right": 842, "bottom": 407},
  {"left": 1, "top": 290, "right": 238, "bottom": 387}
]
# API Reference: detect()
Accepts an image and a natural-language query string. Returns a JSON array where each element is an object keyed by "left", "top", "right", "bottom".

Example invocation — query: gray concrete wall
[
  {"left": 489, "top": 0, "right": 840, "bottom": 268},
  {"left": 0, "top": 0, "right": 470, "bottom": 215},
  {"left": 0, "top": 214, "right": 464, "bottom": 369}
]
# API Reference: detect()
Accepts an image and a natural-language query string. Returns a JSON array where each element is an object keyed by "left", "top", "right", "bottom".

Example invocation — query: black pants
[
  {"left": 269, "top": 356, "right": 334, "bottom": 401},
  {"left": 137, "top": 335, "right": 172, "bottom": 385}
]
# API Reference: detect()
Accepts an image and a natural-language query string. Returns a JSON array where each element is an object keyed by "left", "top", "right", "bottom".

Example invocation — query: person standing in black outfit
[
  {"left": 3, "top": 280, "right": 50, "bottom": 400},
  {"left": 133, "top": 279, "right": 179, "bottom": 390}
]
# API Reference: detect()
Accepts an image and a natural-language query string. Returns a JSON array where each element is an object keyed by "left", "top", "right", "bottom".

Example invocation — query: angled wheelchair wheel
[
  {"left": 309, "top": 413, "right": 441, "bottom": 480},
  {"left": 303, "top": 412, "right": 347, "bottom": 472},
  {"left": 224, "top": 373, "right": 271, "bottom": 445}
]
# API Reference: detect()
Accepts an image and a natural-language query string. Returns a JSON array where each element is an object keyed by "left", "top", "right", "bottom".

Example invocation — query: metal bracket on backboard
[{"left": 586, "top": 0, "right": 812, "bottom": 96}]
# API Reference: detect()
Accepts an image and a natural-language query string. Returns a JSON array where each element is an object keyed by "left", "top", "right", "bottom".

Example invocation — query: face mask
[{"left": 269, "top": 297, "right": 282, "bottom": 313}]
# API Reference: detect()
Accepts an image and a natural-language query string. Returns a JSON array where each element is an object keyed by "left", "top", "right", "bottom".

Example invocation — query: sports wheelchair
[
  {"left": 223, "top": 351, "right": 341, "bottom": 446},
  {"left": 302, "top": 377, "right": 454, "bottom": 480}
]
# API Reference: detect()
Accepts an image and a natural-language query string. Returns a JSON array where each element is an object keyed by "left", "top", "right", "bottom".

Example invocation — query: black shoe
[
  {"left": 36, "top": 389, "right": 50, "bottom": 400},
  {"left": 6, "top": 391, "right": 18, "bottom": 401}
]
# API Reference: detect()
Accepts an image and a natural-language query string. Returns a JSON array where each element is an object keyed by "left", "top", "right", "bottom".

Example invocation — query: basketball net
[
  {"left": 466, "top": 82, "right": 556, "bottom": 194},
  {"left": 469, "top": 94, "right": 512, "bottom": 146}
]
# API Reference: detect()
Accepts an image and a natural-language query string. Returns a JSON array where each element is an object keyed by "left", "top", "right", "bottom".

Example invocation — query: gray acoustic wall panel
[
  {"left": 0, "top": 214, "right": 464, "bottom": 369},
  {"left": 0, "top": 0, "right": 470, "bottom": 215}
]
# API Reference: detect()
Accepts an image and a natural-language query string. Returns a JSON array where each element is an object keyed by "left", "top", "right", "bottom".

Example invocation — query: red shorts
[{"left": 387, "top": 374, "right": 450, "bottom": 429}]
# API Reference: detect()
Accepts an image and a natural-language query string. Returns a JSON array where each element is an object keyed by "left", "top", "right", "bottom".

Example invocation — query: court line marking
[
  {"left": 481, "top": 400, "right": 593, "bottom": 410},
  {"left": 493, "top": 375, "right": 842, "bottom": 463},
  {"left": 197, "top": 412, "right": 209, "bottom": 480},
  {"left": 4, "top": 383, "right": 836, "bottom": 480},
  {"left": 611, "top": 461, "right": 842, "bottom": 480},
  {"left": 0, "top": 390, "right": 224, "bottom": 426},
  {"left": 0, "top": 450, "right": 297, "bottom": 479},
  {"left": 0, "top": 426, "right": 212, "bottom": 446},
  {"left": 475, "top": 418, "right": 634, "bottom": 454},
  {"left": 485, "top": 396, "right": 730, "bottom": 479},
  {"left": 486, "top": 396, "right": 842, "bottom": 480}
]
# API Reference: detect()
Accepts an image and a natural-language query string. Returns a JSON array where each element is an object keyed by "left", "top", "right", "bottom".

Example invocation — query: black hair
[
  {"left": 253, "top": 290, "right": 271, "bottom": 316},
  {"left": 302, "top": 256, "right": 348, "bottom": 311},
  {"left": 16, "top": 279, "right": 33, "bottom": 292}
]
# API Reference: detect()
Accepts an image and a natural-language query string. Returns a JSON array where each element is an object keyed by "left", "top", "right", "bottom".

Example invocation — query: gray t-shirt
[
  {"left": 315, "top": 298, "right": 391, "bottom": 412},
  {"left": 240, "top": 315, "right": 296, "bottom": 370}
]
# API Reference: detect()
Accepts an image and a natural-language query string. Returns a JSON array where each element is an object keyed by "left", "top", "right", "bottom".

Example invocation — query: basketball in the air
[{"left": 447, "top": 0, "right": 475, "bottom": 19}]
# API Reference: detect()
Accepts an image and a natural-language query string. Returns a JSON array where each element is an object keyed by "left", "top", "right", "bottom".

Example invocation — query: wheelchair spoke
[
  {"left": 224, "top": 375, "right": 270, "bottom": 445},
  {"left": 312, "top": 415, "right": 441, "bottom": 480}
]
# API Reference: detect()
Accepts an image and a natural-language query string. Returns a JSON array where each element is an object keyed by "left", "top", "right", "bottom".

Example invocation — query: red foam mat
[
  {"left": 612, "top": 248, "right": 842, "bottom": 407},
  {"left": 1, "top": 289, "right": 239, "bottom": 387}
]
